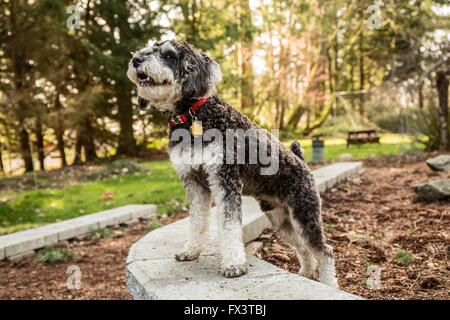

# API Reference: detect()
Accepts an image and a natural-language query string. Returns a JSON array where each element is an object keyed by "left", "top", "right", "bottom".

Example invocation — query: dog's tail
[{"left": 291, "top": 140, "right": 306, "bottom": 162}]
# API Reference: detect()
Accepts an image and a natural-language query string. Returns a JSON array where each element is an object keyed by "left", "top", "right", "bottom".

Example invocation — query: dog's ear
[
  {"left": 181, "top": 51, "right": 222, "bottom": 98},
  {"left": 138, "top": 96, "right": 149, "bottom": 108}
]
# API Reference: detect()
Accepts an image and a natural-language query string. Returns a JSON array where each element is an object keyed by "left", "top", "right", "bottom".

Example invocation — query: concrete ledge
[
  {"left": 0, "top": 204, "right": 156, "bottom": 260},
  {"left": 126, "top": 162, "right": 363, "bottom": 300},
  {"left": 8, "top": 250, "right": 36, "bottom": 264},
  {"left": 127, "top": 257, "right": 359, "bottom": 300},
  {"left": 312, "top": 162, "right": 363, "bottom": 192}
]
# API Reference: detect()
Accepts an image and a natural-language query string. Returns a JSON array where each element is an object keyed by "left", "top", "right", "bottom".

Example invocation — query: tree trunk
[
  {"left": 18, "top": 122, "right": 34, "bottom": 172},
  {"left": 117, "top": 90, "right": 136, "bottom": 156},
  {"left": 83, "top": 117, "right": 97, "bottom": 162},
  {"left": 73, "top": 116, "right": 97, "bottom": 165},
  {"left": 0, "top": 142, "right": 4, "bottom": 173},
  {"left": 10, "top": 2, "right": 33, "bottom": 172},
  {"left": 333, "top": 25, "right": 339, "bottom": 92},
  {"left": 35, "top": 118, "right": 45, "bottom": 171},
  {"left": 56, "top": 129, "right": 67, "bottom": 167},
  {"left": 436, "top": 71, "right": 449, "bottom": 151},
  {"left": 307, "top": 107, "right": 311, "bottom": 128},
  {"left": 327, "top": 48, "right": 334, "bottom": 93},
  {"left": 350, "top": 56, "right": 355, "bottom": 111},
  {"left": 55, "top": 93, "right": 67, "bottom": 167},
  {"left": 287, "top": 104, "right": 306, "bottom": 129},
  {"left": 239, "top": 0, "right": 254, "bottom": 110},
  {"left": 418, "top": 83, "right": 424, "bottom": 109},
  {"left": 56, "top": 127, "right": 67, "bottom": 167},
  {"left": 301, "top": 93, "right": 334, "bottom": 136},
  {"left": 359, "top": 34, "right": 365, "bottom": 116},
  {"left": 73, "top": 131, "right": 83, "bottom": 165},
  {"left": 279, "top": 100, "right": 286, "bottom": 130},
  {"left": 180, "top": 0, "right": 199, "bottom": 46},
  {"left": 275, "top": 98, "right": 280, "bottom": 128}
]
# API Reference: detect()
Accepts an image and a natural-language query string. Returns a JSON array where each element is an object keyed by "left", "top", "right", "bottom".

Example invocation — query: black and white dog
[{"left": 127, "top": 40, "right": 338, "bottom": 287}]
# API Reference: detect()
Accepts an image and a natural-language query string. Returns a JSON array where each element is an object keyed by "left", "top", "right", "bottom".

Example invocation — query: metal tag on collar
[{"left": 190, "top": 120, "right": 203, "bottom": 136}]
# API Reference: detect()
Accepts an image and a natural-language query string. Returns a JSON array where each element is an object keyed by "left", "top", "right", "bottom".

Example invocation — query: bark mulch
[
  {"left": 258, "top": 153, "right": 449, "bottom": 299},
  {"left": 0, "top": 213, "right": 188, "bottom": 300}
]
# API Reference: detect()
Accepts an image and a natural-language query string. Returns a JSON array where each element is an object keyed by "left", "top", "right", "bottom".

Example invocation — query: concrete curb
[
  {"left": 312, "top": 162, "right": 363, "bottom": 192},
  {"left": 0, "top": 204, "right": 156, "bottom": 260},
  {"left": 126, "top": 162, "right": 363, "bottom": 300}
]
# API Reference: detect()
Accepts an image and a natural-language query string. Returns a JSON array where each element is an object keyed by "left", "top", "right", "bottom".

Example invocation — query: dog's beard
[
  {"left": 127, "top": 59, "right": 182, "bottom": 112},
  {"left": 137, "top": 82, "right": 181, "bottom": 112}
]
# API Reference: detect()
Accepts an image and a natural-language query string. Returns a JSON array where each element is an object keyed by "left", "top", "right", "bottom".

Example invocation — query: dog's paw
[
  {"left": 220, "top": 264, "right": 248, "bottom": 278},
  {"left": 319, "top": 275, "right": 339, "bottom": 289},
  {"left": 175, "top": 250, "right": 201, "bottom": 261},
  {"left": 299, "top": 268, "right": 315, "bottom": 279}
]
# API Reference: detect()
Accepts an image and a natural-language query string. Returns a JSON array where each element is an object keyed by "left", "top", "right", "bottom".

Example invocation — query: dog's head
[{"left": 127, "top": 40, "right": 222, "bottom": 113}]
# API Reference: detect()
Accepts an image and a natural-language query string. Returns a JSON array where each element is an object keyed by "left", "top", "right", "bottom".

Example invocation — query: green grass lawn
[
  {"left": 291, "top": 133, "right": 423, "bottom": 162},
  {"left": 0, "top": 161, "right": 185, "bottom": 235},
  {"left": 0, "top": 134, "right": 423, "bottom": 235}
]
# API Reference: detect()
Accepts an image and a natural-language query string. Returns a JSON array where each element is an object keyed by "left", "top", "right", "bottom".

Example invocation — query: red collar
[{"left": 168, "top": 98, "right": 208, "bottom": 127}]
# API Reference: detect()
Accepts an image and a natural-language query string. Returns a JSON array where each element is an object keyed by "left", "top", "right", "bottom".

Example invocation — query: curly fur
[{"left": 127, "top": 40, "right": 338, "bottom": 287}]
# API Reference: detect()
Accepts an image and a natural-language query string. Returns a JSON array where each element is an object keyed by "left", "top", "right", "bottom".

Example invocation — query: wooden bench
[{"left": 346, "top": 129, "right": 380, "bottom": 148}]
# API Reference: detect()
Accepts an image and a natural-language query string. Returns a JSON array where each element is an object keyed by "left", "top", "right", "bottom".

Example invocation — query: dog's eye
[{"left": 164, "top": 51, "right": 175, "bottom": 59}]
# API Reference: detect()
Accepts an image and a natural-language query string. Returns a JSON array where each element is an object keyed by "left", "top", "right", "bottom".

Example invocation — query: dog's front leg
[
  {"left": 209, "top": 172, "right": 248, "bottom": 278},
  {"left": 175, "top": 175, "right": 211, "bottom": 261}
]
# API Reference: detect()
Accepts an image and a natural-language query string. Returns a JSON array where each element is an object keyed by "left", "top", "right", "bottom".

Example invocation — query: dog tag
[{"left": 190, "top": 120, "right": 203, "bottom": 136}]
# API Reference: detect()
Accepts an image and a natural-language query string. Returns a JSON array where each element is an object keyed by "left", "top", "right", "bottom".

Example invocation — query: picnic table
[{"left": 346, "top": 128, "right": 380, "bottom": 148}]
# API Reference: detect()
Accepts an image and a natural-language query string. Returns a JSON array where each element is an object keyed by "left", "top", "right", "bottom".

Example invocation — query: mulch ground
[
  {"left": 0, "top": 153, "right": 448, "bottom": 300},
  {"left": 0, "top": 213, "right": 188, "bottom": 300},
  {"left": 258, "top": 152, "right": 449, "bottom": 300}
]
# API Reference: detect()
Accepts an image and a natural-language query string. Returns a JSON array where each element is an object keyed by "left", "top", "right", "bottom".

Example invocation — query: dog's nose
[{"left": 132, "top": 56, "right": 145, "bottom": 68}]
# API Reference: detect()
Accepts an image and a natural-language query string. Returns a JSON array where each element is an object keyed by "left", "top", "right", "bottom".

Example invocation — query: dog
[{"left": 127, "top": 40, "right": 338, "bottom": 288}]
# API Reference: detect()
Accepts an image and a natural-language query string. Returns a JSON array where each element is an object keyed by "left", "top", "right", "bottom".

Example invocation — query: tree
[
  {"left": 0, "top": 141, "right": 4, "bottom": 174},
  {"left": 436, "top": 71, "right": 449, "bottom": 150},
  {"left": 0, "top": 0, "right": 68, "bottom": 172},
  {"left": 83, "top": 0, "right": 165, "bottom": 157},
  {"left": 0, "top": 0, "right": 448, "bottom": 172},
  {"left": 239, "top": 0, "right": 255, "bottom": 111}
]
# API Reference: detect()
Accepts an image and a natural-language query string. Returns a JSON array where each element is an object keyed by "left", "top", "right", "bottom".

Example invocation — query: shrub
[
  {"left": 36, "top": 247, "right": 79, "bottom": 265},
  {"left": 363, "top": 259, "right": 374, "bottom": 269},
  {"left": 90, "top": 228, "right": 113, "bottom": 240},
  {"left": 148, "top": 217, "right": 161, "bottom": 231},
  {"left": 84, "top": 159, "right": 148, "bottom": 181},
  {"left": 107, "top": 159, "right": 148, "bottom": 175},
  {"left": 395, "top": 250, "right": 414, "bottom": 266},
  {"left": 405, "top": 107, "right": 449, "bottom": 151}
]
